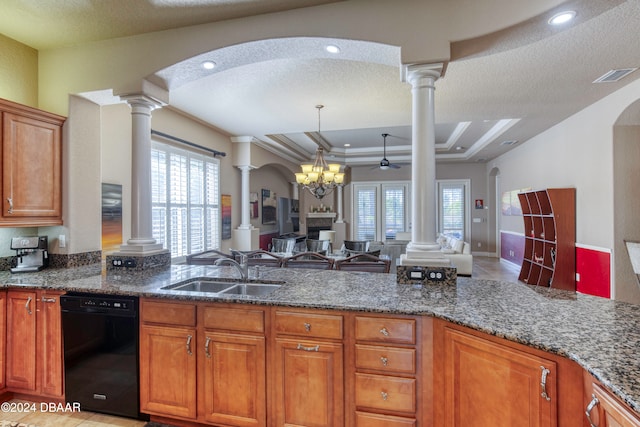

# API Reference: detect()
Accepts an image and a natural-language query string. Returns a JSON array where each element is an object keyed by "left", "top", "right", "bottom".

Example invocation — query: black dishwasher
[{"left": 61, "top": 293, "right": 146, "bottom": 420}]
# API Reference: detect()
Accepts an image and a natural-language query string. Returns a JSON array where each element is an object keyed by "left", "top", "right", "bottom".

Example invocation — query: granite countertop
[{"left": 1, "top": 263, "right": 639, "bottom": 415}]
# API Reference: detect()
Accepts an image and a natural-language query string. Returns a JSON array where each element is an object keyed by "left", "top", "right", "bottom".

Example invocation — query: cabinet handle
[
  {"left": 205, "top": 337, "right": 212, "bottom": 358},
  {"left": 186, "top": 335, "right": 193, "bottom": 356},
  {"left": 41, "top": 297, "right": 56, "bottom": 303},
  {"left": 380, "top": 356, "right": 388, "bottom": 366},
  {"left": 540, "top": 366, "right": 551, "bottom": 401},
  {"left": 304, "top": 322, "right": 311, "bottom": 332},
  {"left": 381, "top": 391, "right": 389, "bottom": 401},
  {"left": 585, "top": 394, "right": 600, "bottom": 427},
  {"left": 25, "top": 296, "right": 32, "bottom": 315},
  {"left": 296, "top": 343, "right": 319, "bottom": 352},
  {"left": 7, "top": 197, "right": 13, "bottom": 214},
  {"left": 379, "top": 327, "right": 390, "bottom": 336}
]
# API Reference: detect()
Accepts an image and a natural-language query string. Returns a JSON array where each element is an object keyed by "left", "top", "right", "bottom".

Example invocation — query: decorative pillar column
[
  {"left": 238, "top": 165, "right": 254, "bottom": 230},
  {"left": 335, "top": 185, "right": 344, "bottom": 223},
  {"left": 231, "top": 137, "right": 259, "bottom": 250},
  {"left": 107, "top": 93, "right": 169, "bottom": 270},
  {"left": 400, "top": 63, "right": 448, "bottom": 267},
  {"left": 291, "top": 181, "right": 299, "bottom": 200}
]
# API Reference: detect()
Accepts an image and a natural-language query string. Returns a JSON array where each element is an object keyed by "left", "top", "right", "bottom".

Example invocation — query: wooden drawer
[
  {"left": 355, "top": 316, "right": 415, "bottom": 344},
  {"left": 202, "top": 306, "right": 264, "bottom": 333},
  {"left": 355, "top": 344, "right": 415, "bottom": 375},
  {"left": 274, "top": 310, "right": 343, "bottom": 339},
  {"left": 355, "top": 411, "right": 416, "bottom": 427},
  {"left": 141, "top": 299, "right": 196, "bottom": 327},
  {"left": 355, "top": 373, "right": 416, "bottom": 413}
]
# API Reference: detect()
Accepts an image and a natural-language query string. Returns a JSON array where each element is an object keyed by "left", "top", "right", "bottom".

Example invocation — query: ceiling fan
[{"left": 374, "top": 133, "right": 401, "bottom": 170}]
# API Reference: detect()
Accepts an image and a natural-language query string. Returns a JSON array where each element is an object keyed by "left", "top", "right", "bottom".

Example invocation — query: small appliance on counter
[{"left": 10, "top": 236, "right": 49, "bottom": 273}]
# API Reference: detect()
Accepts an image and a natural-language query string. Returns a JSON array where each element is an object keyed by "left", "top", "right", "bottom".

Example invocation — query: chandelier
[{"left": 295, "top": 105, "right": 345, "bottom": 199}]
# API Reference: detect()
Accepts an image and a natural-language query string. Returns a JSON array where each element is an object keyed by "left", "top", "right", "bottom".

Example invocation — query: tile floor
[{"left": 2, "top": 257, "right": 519, "bottom": 427}]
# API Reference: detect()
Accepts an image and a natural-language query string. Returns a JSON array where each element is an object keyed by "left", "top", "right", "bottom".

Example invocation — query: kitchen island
[{"left": 1, "top": 263, "right": 639, "bottom": 426}]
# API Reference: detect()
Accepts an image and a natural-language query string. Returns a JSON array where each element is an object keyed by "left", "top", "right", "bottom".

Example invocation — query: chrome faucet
[{"left": 214, "top": 254, "right": 249, "bottom": 281}]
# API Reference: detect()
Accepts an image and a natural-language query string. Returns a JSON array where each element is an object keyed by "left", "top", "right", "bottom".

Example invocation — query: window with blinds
[
  {"left": 353, "top": 182, "right": 410, "bottom": 241},
  {"left": 437, "top": 181, "right": 468, "bottom": 240},
  {"left": 151, "top": 140, "right": 220, "bottom": 260}
]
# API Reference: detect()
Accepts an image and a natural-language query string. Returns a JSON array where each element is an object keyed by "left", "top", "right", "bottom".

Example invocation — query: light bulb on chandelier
[{"left": 295, "top": 105, "right": 345, "bottom": 199}]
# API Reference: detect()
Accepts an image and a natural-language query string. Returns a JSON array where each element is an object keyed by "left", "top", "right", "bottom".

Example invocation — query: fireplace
[{"left": 306, "top": 216, "right": 333, "bottom": 240}]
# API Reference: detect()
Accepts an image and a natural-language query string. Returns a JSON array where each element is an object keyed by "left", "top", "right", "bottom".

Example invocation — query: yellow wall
[{"left": 0, "top": 34, "right": 37, "bottom": 107}]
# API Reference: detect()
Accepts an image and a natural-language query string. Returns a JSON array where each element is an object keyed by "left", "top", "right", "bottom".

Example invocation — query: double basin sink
[{"left": 161, "top": 278, "right": 282, "bottom": 297}]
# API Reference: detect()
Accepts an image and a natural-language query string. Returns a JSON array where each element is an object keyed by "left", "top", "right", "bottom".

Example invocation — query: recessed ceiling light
[
  {"left": 344, "top": 143, "right": 351, "bottom": 147},
  {"left": 548, "top": 10, "right": 576, "bottom": 25},
  {"left": 325, "top": 45, "right": 340, "bottom": 54},
  {"left": 455, "top": 146, "right": 465, "bottom": 151},
  {"left": 201, "top": 60, "right": 216, "bottom": 70}
]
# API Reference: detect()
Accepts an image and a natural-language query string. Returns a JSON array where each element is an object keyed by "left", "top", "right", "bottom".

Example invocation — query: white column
[
  {"left": 291, "top": 182, "right": 299, "bottom": 200},
  {"left": 238, "top": 165, "right": 254, "bottom": 230},
  {"left": 405, "top": 63, "right": 443, "bottom": 255},
  {"left": 120, "top": 94, "right": 165, "bottom": 253},
  {"left": 335, "top": 185, "right": 344, "bottom": 223}
]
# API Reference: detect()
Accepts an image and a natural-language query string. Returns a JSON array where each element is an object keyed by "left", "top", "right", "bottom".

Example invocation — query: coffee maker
[{"left": 11, "top": 236, "right": 49, "bottom": 273}]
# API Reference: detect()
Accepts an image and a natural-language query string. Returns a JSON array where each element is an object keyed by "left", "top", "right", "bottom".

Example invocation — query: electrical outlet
[
  {"left": 427, "top": 268, "right": 446, "bottom": 281},
  {"left": 409, "top": 268, "right": 425, "bottom": 280},
  {"left": 59, "top": 234, "right": 66, "bottom": 248},
  {"left": 124, "top": 259, "right": 137, "bottom": 268},
  {"left": 576, "top": 273, "right": 580, "bottom": 282},
  {"left": 112, "top": 259, "right": 123, "bottom": 267}
]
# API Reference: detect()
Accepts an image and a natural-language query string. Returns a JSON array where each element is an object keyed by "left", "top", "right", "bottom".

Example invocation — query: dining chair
[
  {"left": 232, "top": 249, "right": 284, "bottom": 267},
  {"left": 344, "top": 240, "right": 369, "bottom": 252},
  {"left": 306, "top": 239, "right": 330, "bottom": 253},
  {"left": 335, "top": 253, "right": 391, "bottom": 273},
  {"left": 281, "top": 252, "right": 335, "bottom": 270}
]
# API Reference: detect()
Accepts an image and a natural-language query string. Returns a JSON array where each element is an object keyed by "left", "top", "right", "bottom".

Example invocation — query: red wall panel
[
  {"left": 259, "top": 232, "right": 279, "bottom": 251},
  {"left": 576, "top": 245, "right": 611, "bottom": 298},
  {"left": 500, "top": 232, "right": 525, "bottom": 266}
]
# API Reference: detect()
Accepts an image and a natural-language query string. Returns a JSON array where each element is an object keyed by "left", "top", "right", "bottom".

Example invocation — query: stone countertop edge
[{"left": 1, "top": 263, "right": 639, "bottom": 415}]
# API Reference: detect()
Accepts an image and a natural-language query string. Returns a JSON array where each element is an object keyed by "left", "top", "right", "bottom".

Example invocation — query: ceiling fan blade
[{"left": 388, "top": 163, "right": 401, "bottom": 169}]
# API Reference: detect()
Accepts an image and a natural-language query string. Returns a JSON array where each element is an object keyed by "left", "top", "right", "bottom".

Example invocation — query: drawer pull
[
  {"left": 381, "top": 391, "right": 389, "bottom": 401},
  {"left": 379, "top": 327, "right": 390, "bottom": 336},
  {"left": 7, "top": 197, "right": 13, "bottom": 214},
  {"left": 380, "top": 356, "right": 388, "bottom": 366},
  {"left": 540, "top": 366, "right": 551, "bottom": 401},
  {"left": 204, "top": 336, "right": 212, "bottom": 358},
  {"left": 25, "top": 296, "right": 32, "bottom": 315},
  {"left": 297, "top": 343, "right": 319, "bottom": 352},
  {"left": 186, "top": 335, "right": 193, "bottom": 356},
  {"left": 304, "top": 322, "right": 311, "bottom": 332},
  {"left": 41, "top": 297, "right": 57, "bottom": 303},
  {"left": 585, "top": 394, "right": 600, "bottom": 427}
]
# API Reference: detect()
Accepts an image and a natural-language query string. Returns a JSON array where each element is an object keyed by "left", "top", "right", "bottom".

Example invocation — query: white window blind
[
  {"left": 151, "top": 140, "right": 220, "bottom": 260},
  {"left": 352, "top": 182, "right": 410, "bottom": 241},
  {"left": 438, "top": 182, "right": 466, "bottom": 240}
]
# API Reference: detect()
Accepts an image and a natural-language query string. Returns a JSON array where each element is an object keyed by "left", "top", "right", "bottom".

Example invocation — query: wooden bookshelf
[{"left": 517, "top": 188, "right": 576, "bottom": 290}]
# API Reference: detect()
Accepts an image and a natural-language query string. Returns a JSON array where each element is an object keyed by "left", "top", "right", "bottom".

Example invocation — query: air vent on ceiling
[
  {"left": 500, "top": 140, "right": 518, "bottom": 146},
  {"left": 593, "top": 68, "right": 638, "bottom": 83}
]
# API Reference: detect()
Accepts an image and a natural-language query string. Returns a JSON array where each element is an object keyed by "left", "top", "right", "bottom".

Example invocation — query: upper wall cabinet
[{"left": 0, "top": 98, "right": 64, "bottom": 227}]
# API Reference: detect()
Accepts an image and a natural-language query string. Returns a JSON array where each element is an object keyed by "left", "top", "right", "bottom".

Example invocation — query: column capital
[
  {"left": 120, "top": 93, "right": 166, "bottom": 111},
  {"left": 236, "top": 165, "right": 257, "bottom": 172},
  {"left": 231, "top": 136, "right": 257, "bottom": 144},
  {"left": 403, "top": 62, "right": 444, "bottom": 86}
]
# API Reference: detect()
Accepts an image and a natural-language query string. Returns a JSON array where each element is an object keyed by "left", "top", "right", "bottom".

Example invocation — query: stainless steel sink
[
  {"left": 161, "top": 279, "right": 236, "bottom": 293},
  {"left": 219, "top": 283, "right": 281, "bottom": 297},
  {"left": 161, "top": 278, "right": 282, "bottom": 296}
]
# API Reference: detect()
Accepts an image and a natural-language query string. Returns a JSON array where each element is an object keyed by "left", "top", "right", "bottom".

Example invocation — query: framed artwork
[
  {"left": 101, "top": 183, "right": 122, "bottom": 257},
  {"left": 262, "top": 189, "right": 277, "bottom": 225},
  {"left": 221, "top": 194, "right": 232, "bottom": 239},
  {"left": 475, "top": 199, "right": 484, "bottom": 209},
  {"left": 501, "top": 188, "right": 530, "bottom": 215},
  {"left": 250, "top": 192, "right": 259, "bottom": 219}
]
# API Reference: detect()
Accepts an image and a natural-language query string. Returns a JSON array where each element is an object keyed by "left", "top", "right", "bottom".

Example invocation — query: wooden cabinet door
[
  {"left": 38, "top": 291, "right": 64, "bottom": 397},
  {"left": 274, "top": 337, "right": 344, "bottom": 427},
  {"left": 202, "top": 332, "right": 266, "bottom": 427},
  {"left": 587, "top": 382, "right": 640, "bottom": 427},
  {"left": 0, "top": 291, "right": 5, "bottom": 390},
  {"left": 6, "top": 290, "right": 37, "bottom": 391},
  {"left": 139, "top": 325, "right": 197, "bottom": 419},
  {"left": 2, "top": 112, "right": 62, "bottom": 221},
  {"left": 442, "top": 327, "right": 557, "bottom": 427}
]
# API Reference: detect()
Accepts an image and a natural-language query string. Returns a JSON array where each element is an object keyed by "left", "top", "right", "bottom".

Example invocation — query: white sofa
[{"left": 437, "top": 234, "right": 473, "bottom": 276}]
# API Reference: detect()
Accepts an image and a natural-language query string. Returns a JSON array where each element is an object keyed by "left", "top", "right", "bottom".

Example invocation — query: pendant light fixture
[{"left": 295, "top": 105, "right": 345, "bottom": 199}]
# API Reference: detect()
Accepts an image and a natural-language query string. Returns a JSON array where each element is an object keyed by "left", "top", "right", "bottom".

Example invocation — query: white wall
[{"left": 490, "top": 77, "right": 640, "bottom": 303}]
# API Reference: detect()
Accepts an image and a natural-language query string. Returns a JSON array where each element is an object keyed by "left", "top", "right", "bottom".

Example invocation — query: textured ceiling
[{"left": 2, "top": 0, "right": 639, "bottom": 168}]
